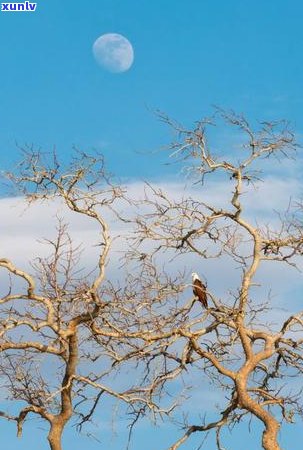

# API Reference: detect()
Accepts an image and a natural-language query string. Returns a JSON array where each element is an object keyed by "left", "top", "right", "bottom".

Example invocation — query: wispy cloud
[{"left": 0, "top": 175, "right": 302, "bottom": 316}]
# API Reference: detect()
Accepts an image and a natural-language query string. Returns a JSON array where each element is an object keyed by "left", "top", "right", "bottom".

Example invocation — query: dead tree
[
  {"left": 2, "top": 111, "right": 303, "bottom": 450},
  {"left": 0, "top": 151, "right": 160, "bottom": 450},
  {"left": 102, "top": 110, "right": 303, "bottom": 450}
]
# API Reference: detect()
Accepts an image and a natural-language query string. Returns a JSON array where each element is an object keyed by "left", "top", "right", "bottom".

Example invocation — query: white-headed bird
[{"left": 192, "top": 272, "right": 208, "bottom": 308}]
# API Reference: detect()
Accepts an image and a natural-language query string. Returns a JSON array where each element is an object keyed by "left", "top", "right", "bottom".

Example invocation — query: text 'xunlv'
[{"left": 1, "top": 2, "right": 37, "bottom": 12}]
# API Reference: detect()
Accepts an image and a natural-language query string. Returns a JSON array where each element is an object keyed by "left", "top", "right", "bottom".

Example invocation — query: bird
[{"left": 191, "top": 272, "right": 208, "bottom": 308}]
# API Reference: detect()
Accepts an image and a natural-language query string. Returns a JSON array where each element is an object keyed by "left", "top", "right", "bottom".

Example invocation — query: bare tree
[
  {"left": 1, "top": 110, "right": 303, "bottom": 450},
  {"left": 91, "top": 110, "right": 303, "bottom": 450},
  {"left": 0, "top": 151, "right": 158, "bottom": 450}
]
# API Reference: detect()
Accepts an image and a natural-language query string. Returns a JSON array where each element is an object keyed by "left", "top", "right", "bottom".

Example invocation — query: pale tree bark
[
  {"left": 0, "top": 152, "right": 157, "bottom": 450},
  {"left": 1, "top": 113, "right": 303, "bottom": 450},
  {"left": 102, "top": 110, "right": 301, "bottom": 450}
]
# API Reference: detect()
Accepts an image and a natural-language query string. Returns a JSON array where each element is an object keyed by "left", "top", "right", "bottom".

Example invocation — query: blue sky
[
  {"left": 1, "top": 0, "right": 303, "bottom": 179},
  {"left": 1, "top": 1, "right": 303, "bottom": 449}
]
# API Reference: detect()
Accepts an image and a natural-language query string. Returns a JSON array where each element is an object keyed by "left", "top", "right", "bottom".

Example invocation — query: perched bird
[{"left": 192, "top": 272, "right": 208, "bottom": 308}]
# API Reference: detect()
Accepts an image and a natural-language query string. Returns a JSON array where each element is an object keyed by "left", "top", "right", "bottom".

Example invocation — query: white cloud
[
  {"left": 0, "top": 176, "right": 302, "bottom": 318},
  {"left": 0, "top": 178, "right": 302, "bottom": 449}
]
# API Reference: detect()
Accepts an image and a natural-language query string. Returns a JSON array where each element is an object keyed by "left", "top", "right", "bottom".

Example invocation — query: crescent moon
[{"left": 92, "top": 33, "right": 134, "bottom": 73}]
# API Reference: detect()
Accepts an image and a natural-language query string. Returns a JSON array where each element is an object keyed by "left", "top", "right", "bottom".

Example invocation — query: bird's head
[{"left": 191, "top": 272, "right": 200, "bottom": 281}]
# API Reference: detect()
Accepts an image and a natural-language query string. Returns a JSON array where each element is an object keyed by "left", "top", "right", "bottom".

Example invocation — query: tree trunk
[
  {"left": 236, "top": 370, "right": 282, "bottom": 450},
  {"left": 262, "top": 421, "right": 282, "bottom": 450},
  {"left": 47, "top": 422, "right": 64, "bottom": 450}
]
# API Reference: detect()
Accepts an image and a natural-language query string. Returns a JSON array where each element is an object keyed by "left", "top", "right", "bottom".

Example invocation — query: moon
[{"left": 92, "top": 33, "right": 134, "bottom": 73}]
